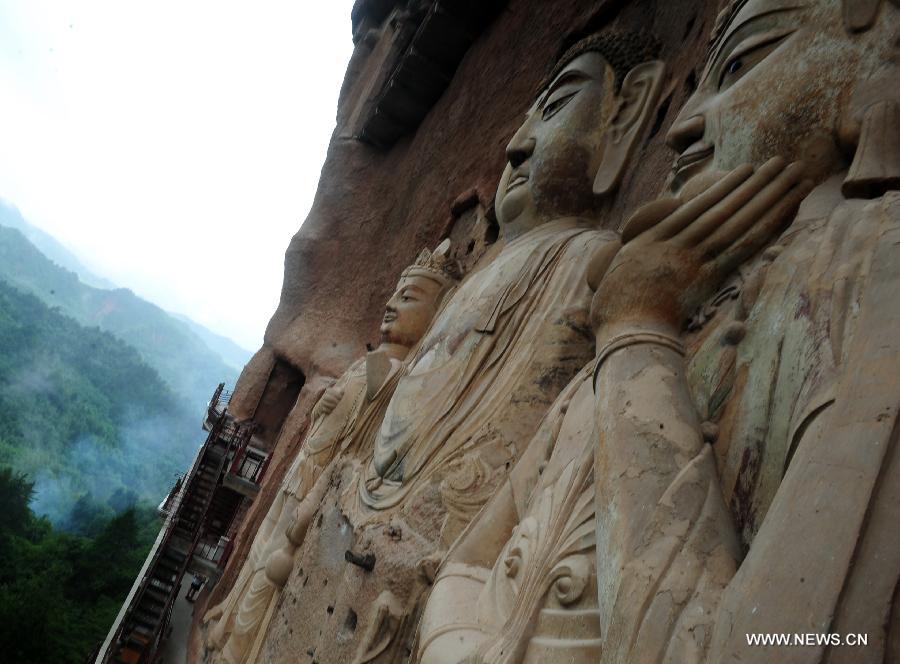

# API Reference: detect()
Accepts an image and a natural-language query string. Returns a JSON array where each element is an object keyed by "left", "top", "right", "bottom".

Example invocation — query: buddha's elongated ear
[{"left": 593, "top": 60, "right": 666, "bottom": 196}]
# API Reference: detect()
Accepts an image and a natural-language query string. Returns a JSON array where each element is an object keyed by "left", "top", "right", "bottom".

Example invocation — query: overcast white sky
[{"left": 0, "top": 0, "right": 355, "bottom": 350}]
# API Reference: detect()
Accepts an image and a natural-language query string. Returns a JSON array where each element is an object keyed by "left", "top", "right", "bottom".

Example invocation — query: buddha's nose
[
  {"left": 506, "top": 125, "right": 536, "bottom": 168},
  {"left": 666, "top": 114, "right": 706, "bottom": 155}
]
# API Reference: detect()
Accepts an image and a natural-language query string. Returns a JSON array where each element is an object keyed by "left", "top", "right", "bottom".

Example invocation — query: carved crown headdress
[{"left": 401, "top": 239, "right": 461, "bottom": 287}]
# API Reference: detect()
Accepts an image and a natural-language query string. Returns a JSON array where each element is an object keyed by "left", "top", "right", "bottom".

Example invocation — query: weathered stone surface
[
  {"left": 230, "top": 0, "right": 715, "bottom": 417},
  {"left": 201, "top": 246, "right": 458, "bottom": 663}
]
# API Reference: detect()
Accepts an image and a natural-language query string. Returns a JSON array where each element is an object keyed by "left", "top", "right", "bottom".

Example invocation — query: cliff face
[{"left": 207, "top": 0, "right": 716, "bottom": 626}]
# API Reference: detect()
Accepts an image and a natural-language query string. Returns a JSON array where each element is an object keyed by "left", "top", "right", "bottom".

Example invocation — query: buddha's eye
[
  {"left": 542, "top": 91, "right": 577, "bottom": 121},
  {"left": 717, "top": 30, "right": 793, "bottom": 91}
]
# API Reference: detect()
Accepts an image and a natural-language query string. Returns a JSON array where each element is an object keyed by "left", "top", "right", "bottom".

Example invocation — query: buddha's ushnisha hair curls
[{"left": 542, "top": 30, "right": 662, "bottom": 93}]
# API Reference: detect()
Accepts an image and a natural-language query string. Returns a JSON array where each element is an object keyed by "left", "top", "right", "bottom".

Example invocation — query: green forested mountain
[
  {"left": 0, "top": 207, "right": 240, "bottom": 662},
  {"left": 0, "top": 279, "right": 202, "bottom": 661},
  {"left": 0, "top": 221, "right": 246, "bottom": 414},
  {"left": 0, "top": 279, "right": 198, "bottom": 520}
]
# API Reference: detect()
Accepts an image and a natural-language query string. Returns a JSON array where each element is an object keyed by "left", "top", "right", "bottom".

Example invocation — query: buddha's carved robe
[
  {"left": 419, "top": 365, "right": 601, "bottom": 664},
  {"left": 701, "top": 184, "right": 900, "bottom": 661}
]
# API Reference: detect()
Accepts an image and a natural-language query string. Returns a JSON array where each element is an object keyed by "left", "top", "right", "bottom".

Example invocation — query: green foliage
[
  {"left": 0, "top": 467, "right": 159, "bottom": 663},
  {"left": 0, "top": 467, "right": 34, "bottom": 536}
]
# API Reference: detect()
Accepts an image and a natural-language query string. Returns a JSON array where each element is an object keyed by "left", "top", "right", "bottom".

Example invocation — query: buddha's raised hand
[{"left": 590, "top": 157, "right": 812, "bottom": 341}]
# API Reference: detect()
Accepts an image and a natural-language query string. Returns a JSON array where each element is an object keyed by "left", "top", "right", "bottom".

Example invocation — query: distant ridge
[
  {"left": 0, "top": 220, "right": 244, "bottom": 416},
  {"left": 0, "top": 278, "right": 196, "bottom": 518},
  {"left": 0, "top": 198, "right": 252, "bottom": 375},
  {"left": 0, "top": 199, "right": 116, "bottom": 290},
  {"left": 172, "top": 312, "right": 252, "bottom": 372}
]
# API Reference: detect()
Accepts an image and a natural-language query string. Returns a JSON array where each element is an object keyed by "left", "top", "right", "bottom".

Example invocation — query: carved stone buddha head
[
  {"left": 666, "top": 0, "right": 899, "bottom": 196},
  {"left": 379, "top": 239, "right": 458, "bottom": 348},
  {"left": 495, "top": 32, "right": 667, "bottom": 237}
]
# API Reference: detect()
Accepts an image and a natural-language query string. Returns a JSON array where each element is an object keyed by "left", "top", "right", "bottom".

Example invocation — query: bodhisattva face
[
  {"left": 379, "top": 273, "right": 445, "bottom": 347},
  {"left": 666, "top": 0, "right": 899, "bottom": 193},
  {"left": 496, "top": 52, "right": 615, "bottom": 229}
]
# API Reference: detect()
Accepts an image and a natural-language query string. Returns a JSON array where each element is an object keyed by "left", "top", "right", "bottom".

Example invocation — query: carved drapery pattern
[{"left": 473, "top": 445, "right": 595, "bottom": 663}]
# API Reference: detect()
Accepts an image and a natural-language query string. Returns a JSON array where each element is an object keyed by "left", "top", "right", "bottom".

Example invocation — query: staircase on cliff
[{"left": 96, "top": 384, "right": 270, "bottom": 664}]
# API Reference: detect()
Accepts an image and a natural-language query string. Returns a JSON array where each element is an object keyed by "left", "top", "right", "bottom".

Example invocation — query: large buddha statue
[
  {"left": 202, "top": 243, "right": 458, "bottom": 664},
  {"left": 253, "top": 31, "right": 669, "bottom": 664},
  {"left": 352, "top": 34, "right": 668, "bottom": 518},
  {"left": 659, "top": 0, "right": 900, "bottom": 658},
  {"left": 419, "top": 0, "right": 899, "bottom": 662}
]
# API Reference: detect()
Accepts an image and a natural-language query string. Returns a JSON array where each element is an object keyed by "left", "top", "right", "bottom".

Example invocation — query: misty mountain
[
  {"left": 172, "top": 312, "right": 252, "bottom": 371},
  {"left": 0, "top": 223, "right": 242, "bottom": 415},
  {"left": 0, "top": 199, "right": 117, "bottom": 290},
  {"left": 0, "top": 198, "right": 251, "bottom": 373},
  {"left": 0, "top": 279, "right": 198, "bottom": 521}
]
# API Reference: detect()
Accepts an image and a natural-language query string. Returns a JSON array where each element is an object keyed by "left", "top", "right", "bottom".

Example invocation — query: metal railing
[
  {"left": 99, "top": 382, "right": 258, "bottom": 663},
  {"left": 99, "top": 390, "right": 236, "bottom": 663},
  {"left": 207, "top": 383, "right": 234, "bottom": 423}
]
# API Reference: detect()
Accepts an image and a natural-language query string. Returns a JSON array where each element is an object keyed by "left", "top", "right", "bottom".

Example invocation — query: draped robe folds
[
  {"left": 357, "top": 218, "right": 614, "bottom": 517},
  {"left": 419, "top": 352, "right": 741, "bottom": 664},
  {"left": 207, "top": 356, "right": 404, "bottom": 664},
  {"left": 703, "top": 186, "right": 900, "bottom": 661},
  {"left": 255, "top": 219, "right": 610, "bottom": 664},
  {"left": 418, "top": 365, "right": 603, "bottom": 664}
]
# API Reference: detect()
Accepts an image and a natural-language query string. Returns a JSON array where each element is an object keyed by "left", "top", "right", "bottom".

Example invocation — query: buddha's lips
[
  {"left": 673, "top": 144, "right": 714, "bottom": 176},
  {"left": 507, "top": 173, "right": 529, "bottom": 192}
]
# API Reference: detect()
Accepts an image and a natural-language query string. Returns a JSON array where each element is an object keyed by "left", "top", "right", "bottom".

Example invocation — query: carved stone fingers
[
  {"left": 649, "top": 164, "right": 754, "bottom": 241},
  {"left": 697, "top": 159, "right": 806, "bottom": 257},
  {"left": 713, "top": 177, "right": 813, "bottom": 276},
  {"left": 675, "top": 156, "right": 790, "bottom": 248},
  {"left": 620, "top": 197, "right": 682, "bottom": 243}
]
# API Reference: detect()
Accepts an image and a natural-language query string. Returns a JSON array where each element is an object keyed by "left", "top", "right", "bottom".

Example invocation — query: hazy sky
[{"left": 0, "top": 1, "right": 355, "bottom": 350}]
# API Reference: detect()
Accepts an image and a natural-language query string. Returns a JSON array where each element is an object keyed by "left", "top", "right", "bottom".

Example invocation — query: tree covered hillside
[
  {"left": 0, "top": 467, "right": 160, "bottom": 663},
  {"left": 0, "top": 279, "right": 198, "bottom": 523},
  {"left": 0, "top": 223, "right": 242, "bottom": 415}
]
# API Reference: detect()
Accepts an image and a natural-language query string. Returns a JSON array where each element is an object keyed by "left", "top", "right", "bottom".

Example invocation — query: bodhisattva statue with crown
[
  {"left": 202, "top": 242, "right": 458, "bottom": 664},
  {"left": 419, "top": 0, "right": 899, "bottom": 662},
  {"left": 252, "top": 31, "right": 671, "bottom": 664}
]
